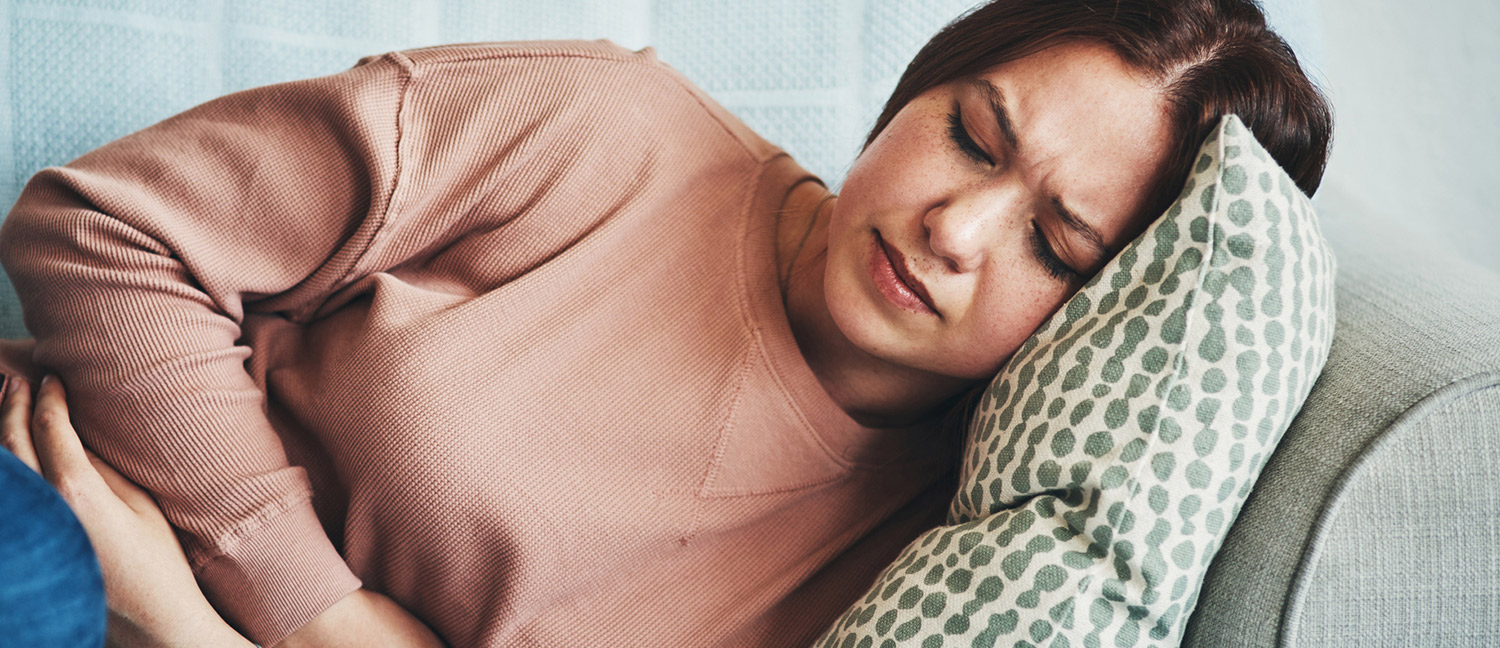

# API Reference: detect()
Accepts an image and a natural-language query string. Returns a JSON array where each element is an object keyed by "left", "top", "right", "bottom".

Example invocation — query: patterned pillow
[{"left": 815, "top": 114, "right": 1337, "bottom": 647}]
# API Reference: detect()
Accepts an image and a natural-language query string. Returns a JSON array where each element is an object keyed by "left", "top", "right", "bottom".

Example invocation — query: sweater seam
[
  {"left": 751, "top": 323, "right": 857, "bottom": 472},
  {"left": 673, "top": 339, "right": 757, "bottom": 547},
  {"left": 394, "top": 42, "right": 641, "bottom": 67},
  {"left": 347, "top": 45, "right": 759, "bottom": 280},
  {"left": 737, "top": 158, "right": 857, "bottom": 473},
  {"left": 732, "top": 157, "right": 826, "bottom": 465},
  {"left": 734, "top": 159, "right": 769, "bottom": 354},
  {"left": 648, "top": 66, "right": 766, "bottom": 165},
  {"left": 186, "top": 490, "right": 316, "bottom": 570},
  {"left": 326, "top": 50, "right": 414, "bottom": 295}
]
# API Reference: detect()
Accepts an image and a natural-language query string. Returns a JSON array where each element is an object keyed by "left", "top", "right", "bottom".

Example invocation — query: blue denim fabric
[{"left": 0, "top": 442, "right": 106, "bottom": 646}]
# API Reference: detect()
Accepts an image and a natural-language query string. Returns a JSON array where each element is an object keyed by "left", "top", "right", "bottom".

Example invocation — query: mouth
[{"left": 872, "top": 230, "right": 939, "bottom": 316}]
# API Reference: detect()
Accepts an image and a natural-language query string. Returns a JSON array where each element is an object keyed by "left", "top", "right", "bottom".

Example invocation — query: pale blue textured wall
[
  {"left": 1314, "top": 0, "right": 1500, "bottom": 275},
  {"left": 0, "top": 0, "right": 981, "bottom": 215},
  {"left": 0, "top": 0, "right": 663, "bottom": 215}
]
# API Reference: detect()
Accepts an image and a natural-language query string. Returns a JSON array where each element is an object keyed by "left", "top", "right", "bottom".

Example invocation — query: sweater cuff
[{"left": 194, "top": 501, "right": 362, "bottom": 647}]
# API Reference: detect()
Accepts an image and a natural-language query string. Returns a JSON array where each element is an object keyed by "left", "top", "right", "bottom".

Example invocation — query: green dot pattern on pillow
[{"left": 815, "top": 114, "right": 1337, "bottom": 648}]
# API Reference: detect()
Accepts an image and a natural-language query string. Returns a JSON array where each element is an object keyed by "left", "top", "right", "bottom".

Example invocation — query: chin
[
  {"left": 824, "top": 260, "right": 910, "bottom": 360},
  {"left": 823, "top": 280, "right": 978, "bottom": 380},
  {"left": 822, "top": 220, "right": 1007, "bottom": 381},
  {"left": 838, "top": 312, "right": 1013, "bottom": 384}
]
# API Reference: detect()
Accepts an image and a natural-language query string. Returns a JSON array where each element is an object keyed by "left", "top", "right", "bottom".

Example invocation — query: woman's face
[{"left": 827, "top": 40, "right": 1173, "bottom": 381}]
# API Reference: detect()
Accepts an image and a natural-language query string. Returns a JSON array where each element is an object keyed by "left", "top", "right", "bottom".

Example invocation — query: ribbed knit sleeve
[{"left": 0, "top": 51, "right": 413, "bottom": 644}]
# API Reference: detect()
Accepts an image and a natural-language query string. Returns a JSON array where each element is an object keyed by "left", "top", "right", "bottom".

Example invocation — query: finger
[
  {"left": 31, "top": 374, "right": 106, "bottom": 497},
  {"left": 1, "top": 375, "right": 40, "bottom": 473}
]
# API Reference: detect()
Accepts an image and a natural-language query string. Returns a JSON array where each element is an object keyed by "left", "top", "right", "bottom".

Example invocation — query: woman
[{"left": 0, "top": 0, "right": 1331, "bottom": 646}]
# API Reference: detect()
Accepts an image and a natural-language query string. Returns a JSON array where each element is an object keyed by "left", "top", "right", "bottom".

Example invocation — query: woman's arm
[
  {"left": 0, "top": 53, "right": 413, "bottom": 645},
  {"left": 0, "top": 374, "right": 446, "bottom": 648},
  {"left": 1, "top": 374, "right": 256, "bottom": 648},
  {"left": 0, "top": 41, "right": 663, "bottom": 645}
]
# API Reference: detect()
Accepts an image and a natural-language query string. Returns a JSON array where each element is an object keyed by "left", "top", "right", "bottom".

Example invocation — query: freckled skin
[{"left": 780, "top": 41, "right": 1173, "bottom": 426}]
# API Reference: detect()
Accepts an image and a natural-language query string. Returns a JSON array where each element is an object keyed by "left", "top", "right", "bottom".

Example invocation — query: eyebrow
[
  {"left": 973, "top": 78, "right": 1021, "bottom": 152},
  {"left": 972, "top": 77, "right": 1111, "bottom": 267}
]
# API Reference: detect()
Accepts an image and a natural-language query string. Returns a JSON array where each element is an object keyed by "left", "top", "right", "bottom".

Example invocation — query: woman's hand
[{"left": 0, "top": 374, "right": 255, "bottom": 648}]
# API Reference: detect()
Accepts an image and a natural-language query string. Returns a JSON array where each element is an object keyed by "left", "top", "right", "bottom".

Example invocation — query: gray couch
[{"left": 1184, "top": 187, "right": 1500, "bottom": 647}]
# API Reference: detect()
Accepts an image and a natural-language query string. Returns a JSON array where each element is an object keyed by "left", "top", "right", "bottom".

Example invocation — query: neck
[{"left": 775, "top": 182, "right": 974, "bottom": 429}]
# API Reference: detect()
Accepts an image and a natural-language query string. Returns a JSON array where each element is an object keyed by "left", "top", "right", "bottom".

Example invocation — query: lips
[{"left": 875, "top": 232, "right": 938, "bottom": 315}]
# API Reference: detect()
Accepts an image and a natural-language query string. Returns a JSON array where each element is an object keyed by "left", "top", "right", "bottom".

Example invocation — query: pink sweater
[{"left": 0, "top": 40, "right": 960, "bottom": 647}]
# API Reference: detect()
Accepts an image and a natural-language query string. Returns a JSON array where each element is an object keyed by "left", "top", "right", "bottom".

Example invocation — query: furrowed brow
[
  {"left": 971, "top": 78, "right": 1110, "bottom": 268},
  {"left": 1050, "top": 196, "right": 1110, "bottom": 265},
  {"left": 973, "top": 78, "right": 1021, "bottom": 152}
]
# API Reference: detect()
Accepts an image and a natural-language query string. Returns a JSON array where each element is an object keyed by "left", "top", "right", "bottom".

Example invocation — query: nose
[{"left": 922, "top": 184, "right": 1021, "bottom": 274}]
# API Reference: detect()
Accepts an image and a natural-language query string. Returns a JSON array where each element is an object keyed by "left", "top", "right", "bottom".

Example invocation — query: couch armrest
[
  {"left": 1182, "top": 186, "right": 1500, "bottom": 647},
  {"left": 1283, "top": 379, "right": 1500, "bottom": 646}
]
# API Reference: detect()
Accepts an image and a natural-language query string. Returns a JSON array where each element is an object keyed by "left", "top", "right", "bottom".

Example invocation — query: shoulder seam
[
  {"left": 394, "top": 43, "right": 769, "bottom": 164},
  {"left": 648, "top": 64, "right": 769, "bottom": 164},
  {"left": 399, "top": 46, "right": 642, "bottom": 68},
  {"left": 323, "top": 51, "right": 414, "bottom": 297}
]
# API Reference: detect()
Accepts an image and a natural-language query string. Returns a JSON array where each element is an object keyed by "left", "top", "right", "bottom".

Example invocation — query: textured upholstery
[
  {"left": 1286, "top": 385, "right": 1500, "bottom": 646},
  {"left": 1182, "top": 186, "right": 1500, "bottom": 647}
]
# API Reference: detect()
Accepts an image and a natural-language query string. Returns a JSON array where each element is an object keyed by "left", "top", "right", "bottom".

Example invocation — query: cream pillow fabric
[{"left": 816, "top": 114, "right": 1337, "bottom": 648}]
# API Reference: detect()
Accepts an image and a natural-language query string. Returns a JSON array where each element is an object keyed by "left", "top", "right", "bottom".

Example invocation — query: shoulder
[{"left": 361, "top": 39, "right": 783, "bottom": 164}]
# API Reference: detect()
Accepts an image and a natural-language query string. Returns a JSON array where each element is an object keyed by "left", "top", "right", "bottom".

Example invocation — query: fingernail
[
  {"left": 6, "top": 376, "right": 23, "bottom": 394},
  {"left": 41, "top": 374, "right": 55, "bottom": 387}
]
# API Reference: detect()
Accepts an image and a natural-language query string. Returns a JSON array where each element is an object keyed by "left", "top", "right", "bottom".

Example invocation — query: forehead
[{"left": 968, "top": 41, "right": 1171, "bottom": 245}]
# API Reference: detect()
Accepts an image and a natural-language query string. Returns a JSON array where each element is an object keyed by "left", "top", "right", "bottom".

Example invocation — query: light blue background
[{"left": 1313, "top": 0, "right": 1500, "bottom": 275}]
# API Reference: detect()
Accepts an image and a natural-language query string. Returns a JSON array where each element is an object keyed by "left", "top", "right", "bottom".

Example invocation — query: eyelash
[
  {"left": 946, "top": 107, "right": 993, "bottom": 166},
  {"left": 947, "top": 105, "right": 1077, "bottom": 282},
  {"left": 1029, "top": 222, "right": 1078, "bottom": 281}
]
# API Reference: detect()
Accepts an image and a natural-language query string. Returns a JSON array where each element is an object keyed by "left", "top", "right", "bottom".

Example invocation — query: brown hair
[{"left": 867, "top": 0, "right": 1334, "bottom": 234}]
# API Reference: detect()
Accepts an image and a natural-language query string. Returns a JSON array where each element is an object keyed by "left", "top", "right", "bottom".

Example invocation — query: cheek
[
  {"left": 823, "top": 203, "right": 866, "bottom": 317},
  {"left": 841, "top": 108, "right": 950, "bottom": 212},
  {"left": 945, "top": 317, "right": 1023, "bottom": 380},
  {"left": 947, "top": 279, "right": 1066, "bottom": 379},
  {"left": 826, "top": 197, "right": 854, "bottom": 252}
]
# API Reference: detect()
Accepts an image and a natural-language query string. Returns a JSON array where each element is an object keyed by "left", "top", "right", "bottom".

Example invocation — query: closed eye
[
  {"left": 1029, "top": 221, "right": 1081, "bottom": 281},
  {"left": 947, "top": 104, "right": 993, "bottom": 166}
]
